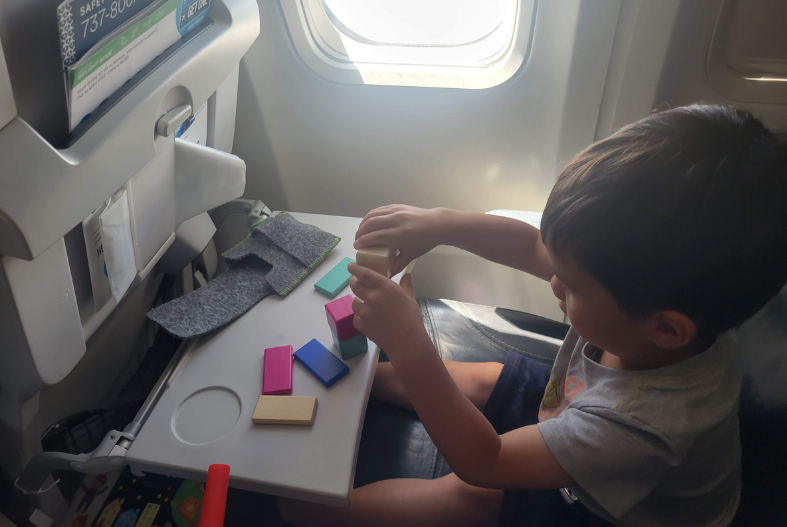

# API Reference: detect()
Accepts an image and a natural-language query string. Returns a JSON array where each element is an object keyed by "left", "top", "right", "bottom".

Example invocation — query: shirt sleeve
[{"left": 538, "top": 406, "right": 682, "bottom": 520}]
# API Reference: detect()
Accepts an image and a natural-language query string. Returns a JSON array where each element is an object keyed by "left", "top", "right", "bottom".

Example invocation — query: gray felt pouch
[{"left": 147, "top": 212, "right": 340, "bottom": 339}]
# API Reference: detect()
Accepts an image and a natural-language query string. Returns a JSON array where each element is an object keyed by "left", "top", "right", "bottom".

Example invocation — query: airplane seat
[
  {"left": 355, "top": 298, "right": 567, "bottom": 487},
  {"left": 355, "top": 288, "right": 787, "bottom": 526}
]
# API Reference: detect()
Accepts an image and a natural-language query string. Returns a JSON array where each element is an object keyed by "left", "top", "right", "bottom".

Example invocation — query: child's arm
[
  {"left": 349, "top": 264, "right": 572, "bottom": 490},
  {"left": 354, "top": 205, "right": 553, "bottom": 280}
]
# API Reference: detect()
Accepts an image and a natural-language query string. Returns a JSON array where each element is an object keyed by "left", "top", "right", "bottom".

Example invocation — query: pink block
[
  {"left": 325, "top": 294, "right": 360, "bottom": 341},
  {"left": 263, "top": 345, "right": 293, "bottom": 395}
]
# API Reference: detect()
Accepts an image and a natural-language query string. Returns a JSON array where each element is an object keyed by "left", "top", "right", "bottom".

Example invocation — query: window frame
[
  {"left": 279, "top": 0, "right": 537, "bottom": 89},
  {"left": 706, "top": 0, "right": 787, "bottom": 104}
]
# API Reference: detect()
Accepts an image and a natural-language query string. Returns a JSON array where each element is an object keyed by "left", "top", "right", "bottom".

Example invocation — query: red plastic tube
[{"left": 199, "top": 464, "right": 230, "bottom": 527}]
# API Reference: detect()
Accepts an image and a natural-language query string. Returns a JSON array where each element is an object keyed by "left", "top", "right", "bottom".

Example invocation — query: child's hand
[
  {"left": 348, "top": 262, "right": 430, "bottom": 355},
  {"left": 354, "top": 205, "right": 447, "bottom": 276}
]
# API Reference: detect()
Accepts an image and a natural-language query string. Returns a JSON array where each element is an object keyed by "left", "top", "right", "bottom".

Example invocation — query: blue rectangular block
[
  {"left": 294, "top": 339, "right": 350, "bottom": 387},
  {"left": 314, "top": 257, "right": 354, "bottom": 298}
]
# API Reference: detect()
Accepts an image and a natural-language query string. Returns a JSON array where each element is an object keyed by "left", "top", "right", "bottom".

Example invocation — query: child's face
[{"left": 547, "top": 248, "right": 652, "bottom": 357}]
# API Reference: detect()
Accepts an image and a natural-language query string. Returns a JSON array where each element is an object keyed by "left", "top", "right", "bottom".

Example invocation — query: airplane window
[
  {"left": 280, "top": 0, "right": 535, "bottom": 88},
  {"left": 706, "top": 0, "right": 787, "bottom": 104},
  {"left": 322, "top": 0, "right": 513, "bottom": 47},
  {"left": 724, "top": 0, "right": 787, "bottom": 80}
]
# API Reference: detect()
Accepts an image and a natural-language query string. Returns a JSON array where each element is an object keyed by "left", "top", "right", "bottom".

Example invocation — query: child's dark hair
[{"left": 541, "top": 105, "right": 787, "bottom": 337}]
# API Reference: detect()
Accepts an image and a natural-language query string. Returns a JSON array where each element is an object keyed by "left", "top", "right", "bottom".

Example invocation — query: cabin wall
[
  {"left": 599, "top": 0, "right": 787, "bottom": 137},
  {"left": 234, "top": 0, "right": 622, "bottom": 217},
  {"left": 233, "top": 0, "right": 787, "bottom": 319}
]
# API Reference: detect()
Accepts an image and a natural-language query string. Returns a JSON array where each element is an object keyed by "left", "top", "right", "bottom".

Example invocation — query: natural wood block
[
  {"left": 356, "top": 246, "right": 395, "bottom": 277},
  {"left": 252, "top": 395, "right": 317, "bottom": 425}
]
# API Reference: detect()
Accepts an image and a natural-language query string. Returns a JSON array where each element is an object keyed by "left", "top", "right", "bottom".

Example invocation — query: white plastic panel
[
  {"left": 598, "top": 0, "right": 787, "bottom": 135},
  {"left": 0, "top": 0, "right": 260, "bottom": 261},
  {"left": 0, "top": 39, "right": 15, "bottom": 130},
  {"left": 127, "top": 135, "right": 178, "bottom": 271},
  {"left": 0, "top": 240, "right": 85, "bottom": 390},
  {"left": 173, "top": 138, "right": 246, "bottom": 225},
  {"left": 179, "top": 104, "right": 209, "bottom": 145},
  {"left": 128, "top": 214, "right": 377, "bottom": 506},
  {"left": 207, "top": 64, "right": 239, "bottom": 153},
  {"left": 236, "top": 0, "right": 620, "bottom": 218},
  {"left": 412, "top": 245, "right": 564, "bottom": 322},
  {"left": 707, "top": 0, "right": 787, "bottom": 104},
  {"left": 723, "top": 0, "right": 787, "bottom": 78}
]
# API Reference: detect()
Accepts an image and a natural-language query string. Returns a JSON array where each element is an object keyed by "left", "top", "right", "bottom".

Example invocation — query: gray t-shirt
[{"left": 537, "top": 328, "right": 742, "bottom": 526}]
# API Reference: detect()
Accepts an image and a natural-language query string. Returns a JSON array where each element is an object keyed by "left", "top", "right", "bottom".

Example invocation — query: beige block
[
  {"left": 356, "top": 246, "right": 395, "bottom": 277},
  {"left": 252, "top": 395, "right": 317, "bottom": 425}
]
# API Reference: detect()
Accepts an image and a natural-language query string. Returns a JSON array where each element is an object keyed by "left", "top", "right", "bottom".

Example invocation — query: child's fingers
[
  {"left": 356, "top": 206, "right": 397, "bottom": 237},
  {"left": 390, "top": 251, "right": 412, "bottom": 276},
  {"left": 351, "top": 296, "right": 370, "bottom": 317},
  {"left": 355, "top": 214, "right": 400, "bottom": 240},
  {"left": 348, "top": 262, "right": 388, "bottom": 287},
  {"left": 400, "top": 274, "right": 415, "bottom": 300},
  {"left": 349, "top": 276, "right": 374, "bottom": 301},
  {"left": 353, "top": 230, "right": 399, "bottom": 250},
  {"left": 353, "top": 314, "right": 365, "bottom": 333}
]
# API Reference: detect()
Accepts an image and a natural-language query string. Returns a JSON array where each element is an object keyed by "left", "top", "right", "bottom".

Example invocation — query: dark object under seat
[{"left": 355, "top": 296, "right": 787, "bottom": 527}]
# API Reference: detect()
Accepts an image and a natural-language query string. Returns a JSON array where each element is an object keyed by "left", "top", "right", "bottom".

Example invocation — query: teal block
[
  {"left": 331, "top": 330, "right": 368, "bottom": 360},
  {"left": 315, "top": 257, "right": 354, "bottom": 298}
]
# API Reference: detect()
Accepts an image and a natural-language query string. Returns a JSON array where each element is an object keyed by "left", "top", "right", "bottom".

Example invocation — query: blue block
[
  {"left": 294, "top": 339, "right": 350, "bottom": 387},
  {"left": 314, "top": 257, "right": 354, "bottom": 298}
]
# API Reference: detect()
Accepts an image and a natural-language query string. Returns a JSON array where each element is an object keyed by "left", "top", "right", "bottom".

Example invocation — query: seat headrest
[{"left": 734, "top": 284, "right": 787, "bottom": 409}]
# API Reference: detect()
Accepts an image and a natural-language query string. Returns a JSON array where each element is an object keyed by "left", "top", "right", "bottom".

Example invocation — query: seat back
[{"left": 733, "top": 286, "right": 787, "bottom": 525}]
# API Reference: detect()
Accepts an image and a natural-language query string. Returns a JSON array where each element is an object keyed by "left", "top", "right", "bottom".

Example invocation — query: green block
[
  {"left": 331, "top": 330, "right": 368, "bottom": 360},
  {"left": 315, "top": 257, "right": 354, "bottom": 298}
]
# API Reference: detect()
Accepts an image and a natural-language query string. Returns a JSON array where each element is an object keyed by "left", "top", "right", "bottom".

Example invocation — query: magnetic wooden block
[
  {"left": 331, "top": 331, "right": 368, "bottom": 360},
  {"left": 252, "top": 396, "right": 317, "bottom": 425},
  {"left": 356, "top": 246, "right": 395, "bottom": 278},
  {"left": 262, "top": 345, "right": 293, "bottom": 395},
  {"left": 315, "top": 257, "right": 354, "bottom": 298},
  {"left": 325, "top": 294, "right": 360, "bottom": 341},
  {"left": 293, "top": 339, "right": 350, "bottom": 387}
]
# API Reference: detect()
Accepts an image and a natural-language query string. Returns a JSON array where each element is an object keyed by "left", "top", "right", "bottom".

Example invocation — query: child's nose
[{"left": 550, "top": 275, "right": 566, "bottom": 301}]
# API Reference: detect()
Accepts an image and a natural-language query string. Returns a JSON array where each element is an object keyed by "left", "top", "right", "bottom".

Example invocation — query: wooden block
[
  {"left": 293, "top": 339, "right": 350, "bottom": 387},
  {"left": 356, "top": 246, "right": 395, "bottom": 278},
  {"left": 252, "top": 395, "right": 317, "bottom": 425},
  {"left": 325, "top": 294, "right": 360, "bottom": 341},
  {"left": 262, "top": 345, "right": 293, "bottom": 395},
  {"left": 331, "top": 331, "right": 368, "bottom": 360},
  {"left": 314, "top": 257, "right": 354, "bottom": 298}
]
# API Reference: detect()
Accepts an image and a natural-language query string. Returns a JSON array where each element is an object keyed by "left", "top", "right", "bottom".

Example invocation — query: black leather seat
[{"left": 354, "top": 296, "right": 787, "bottom": 526}]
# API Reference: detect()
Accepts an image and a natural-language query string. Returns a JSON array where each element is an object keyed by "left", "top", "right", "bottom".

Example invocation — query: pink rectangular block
[
  {"left": 263, "top": 345, "right": 293, "bottom": 395},
  {"left": 325, "top": 294, "right": 360, "bottom": 341}
]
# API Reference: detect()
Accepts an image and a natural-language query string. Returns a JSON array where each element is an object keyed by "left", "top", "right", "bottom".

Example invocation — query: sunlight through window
[
  {"left": 281, "top": 0, "right": 535, "bottom": 88},
  {"left": 323, "top": 0, "right": 514, "bottom": 47}
]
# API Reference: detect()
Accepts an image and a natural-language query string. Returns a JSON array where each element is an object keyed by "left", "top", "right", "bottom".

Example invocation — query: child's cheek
[{"left": 564, "top": 298, "right": 586, "bottom": 330}]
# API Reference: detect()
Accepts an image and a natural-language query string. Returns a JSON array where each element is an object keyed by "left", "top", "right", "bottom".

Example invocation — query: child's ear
[{"left": 648, "top": 310, "right": 697, "bottom": 349}]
